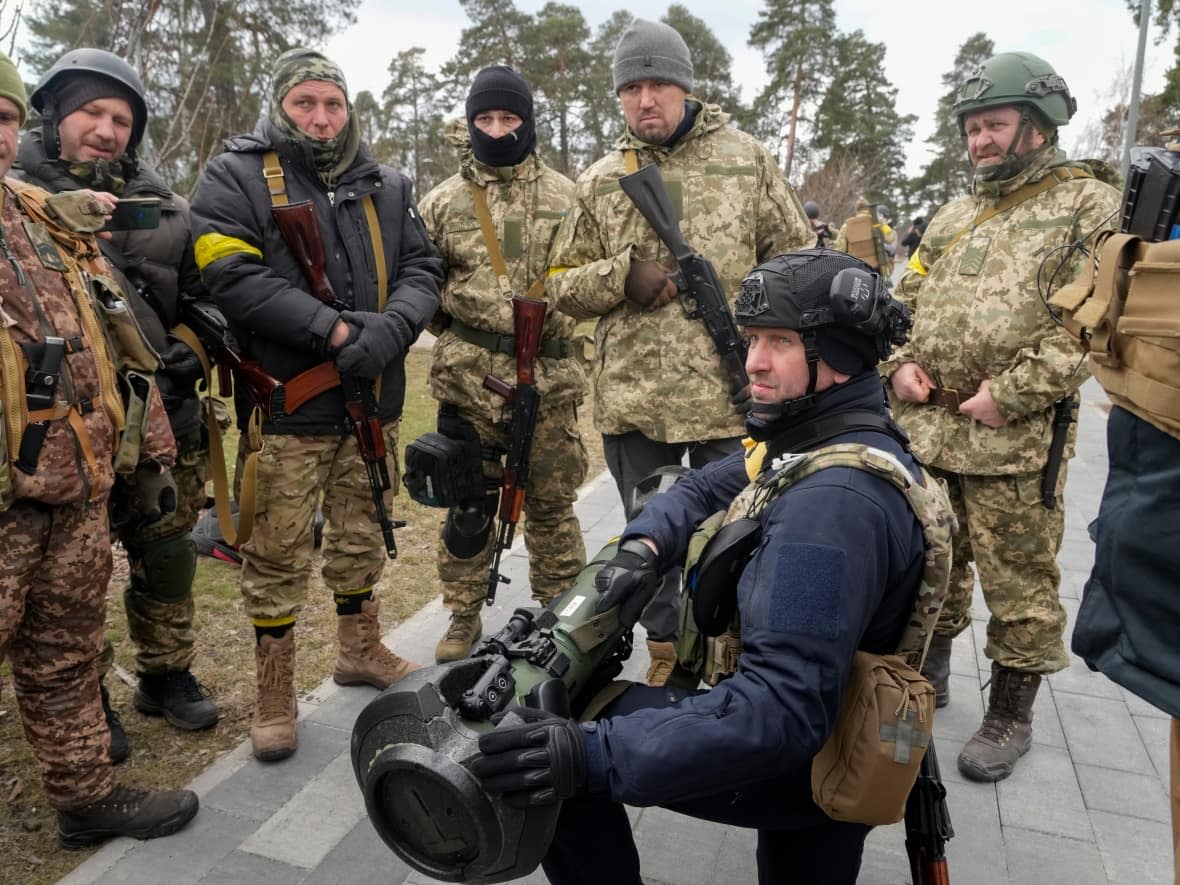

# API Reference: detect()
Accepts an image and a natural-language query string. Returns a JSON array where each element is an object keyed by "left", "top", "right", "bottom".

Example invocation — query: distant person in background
[
  {"left": 803, "top": 199, "right": 834, "bottom": 248},
  {"left": 901, "top": 217, "right": 926, "bottom": 257}
]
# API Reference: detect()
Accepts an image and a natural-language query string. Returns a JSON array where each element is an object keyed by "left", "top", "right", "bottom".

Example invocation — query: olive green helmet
[{"left": 952, "top": 52, "right": 1076, "bottom": 135}]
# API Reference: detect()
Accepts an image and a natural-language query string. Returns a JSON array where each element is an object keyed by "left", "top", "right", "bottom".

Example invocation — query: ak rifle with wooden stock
[
  {"left": 904, "top": 738, "right": 954, "bottom": 884},
  {"left": 271, "top": 199, "right": 402, "bottom": 559},
  {"left": 180, "top": 298, "right": 285, "bottom": 419},
  {"left": 482, "top": 294, "right": 547, "bottom": 605},
  {"left": 618, "top": 163, "right": 750, "bottom": 407}
]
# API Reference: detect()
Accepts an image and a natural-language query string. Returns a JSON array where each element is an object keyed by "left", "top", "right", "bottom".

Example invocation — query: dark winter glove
[
  {"left": 593, "top": 538, "right": 659, "bottom": 627},
  {"left": 333, "top": 309, "right": 405, "bottom": 379},
  {"left": 729, "top": 382, "right": 752, "bottom": 415},
  {"left": 470, "top": 707, "right": 587, "bottom": 808},
  {"left": 158, "top": 337, "right": 204, "bottom": 386},
  {"left": 623, "top": 259, "right": 677, "bottom": 311},
  {"left": 133, "top": 463, "right": 177, "bottom": 523}
]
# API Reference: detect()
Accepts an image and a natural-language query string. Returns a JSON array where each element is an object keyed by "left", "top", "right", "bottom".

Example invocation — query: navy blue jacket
[{"left": 581, "top": 372, "right": 926, "bottom": 828}]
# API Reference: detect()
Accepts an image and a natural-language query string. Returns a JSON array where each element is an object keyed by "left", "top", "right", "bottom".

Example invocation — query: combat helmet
[
  {"left": 735, "top": 248, "right": 910, "bottom": 416},
  {"left": 31, "top": 48, "right": 148, "bottom": 159},
  {"left": 803, "top": 200, "right": 821, "bottom": 220},
  {"left": 952, "top": 51, "right": 1076, "bottom": 135}
]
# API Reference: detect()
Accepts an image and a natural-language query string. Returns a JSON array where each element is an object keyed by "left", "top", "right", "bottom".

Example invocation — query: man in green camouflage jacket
[
  {"left": 546, "top": 19, "right": 812, "bottom": 683},
  {"left": 882, "top": 52, "right": 1121, "bottom": 783},
  {"left": 418, "top": 66, "right": 587, "bottom": 662}
]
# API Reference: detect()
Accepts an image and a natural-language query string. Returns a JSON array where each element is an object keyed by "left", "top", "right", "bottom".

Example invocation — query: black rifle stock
[
  {"left": 904, "top": 738, "right": 954, "bottom": 884},
  {"left": 482, "top": 295, "right": 547, "bottom": 605},
  {"left": 618, "top": 164, "right": 750, "bottom": 403},
  {"left": 271, "top": 201, "right": 401, "bottom": 558}
]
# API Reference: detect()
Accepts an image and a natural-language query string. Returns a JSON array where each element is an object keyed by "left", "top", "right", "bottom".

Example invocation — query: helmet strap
[
  {"left": 974, "top": 107, "right": 1035, "bottom": 183},
  {"left": 40, "top": 97, "right": 61, "bottom": 161}
]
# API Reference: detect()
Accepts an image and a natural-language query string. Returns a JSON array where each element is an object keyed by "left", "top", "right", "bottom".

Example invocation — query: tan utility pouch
[
  {"left": 811, "top": 652, "right": 935, "bottom": 825},
  {"left": 90, "top": 274, "right": 160, "bottom": 373}
]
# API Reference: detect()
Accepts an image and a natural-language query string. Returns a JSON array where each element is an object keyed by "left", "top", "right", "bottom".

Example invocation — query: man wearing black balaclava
[{"left": 417, "top": 65, "right": 588, "bottom": 663}]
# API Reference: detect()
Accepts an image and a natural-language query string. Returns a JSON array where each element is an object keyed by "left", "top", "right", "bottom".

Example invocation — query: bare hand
[
  {"left": 890, "top": 362, "right": 934, "bottom": 403},
  {"left": 959, "top": 379, "right": 1007, "bottom": 428},
  {"left": 624, "top": 259, "right": 677, "bottom": 311}
]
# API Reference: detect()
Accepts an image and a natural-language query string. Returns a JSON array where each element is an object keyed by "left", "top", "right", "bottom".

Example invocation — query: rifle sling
[
  {"left": 448, "top": 317, "right": 571, "bottom": 359},
  {"left": 469, "top": 181, "right": 545, "bottom": 302},
  {"left": 623, "top": 149, "right": 639, "bottom": 174}
]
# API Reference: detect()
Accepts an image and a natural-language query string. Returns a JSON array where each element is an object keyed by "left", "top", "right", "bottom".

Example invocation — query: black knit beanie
[{"left": 465, "top": 65, "right": 536, "bottom": 168}]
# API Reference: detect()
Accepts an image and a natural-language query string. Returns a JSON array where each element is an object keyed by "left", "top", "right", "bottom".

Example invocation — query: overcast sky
[{"left": 325, "top": 0, "right": 1170, "bottom": 177}]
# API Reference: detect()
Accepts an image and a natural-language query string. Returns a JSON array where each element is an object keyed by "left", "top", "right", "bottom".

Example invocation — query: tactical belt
[
  {"left": 925, "top": 386, "right": 977, "bottom": 412},
  {"left": 448, "top": 317, "right": 572, "bottom": 360}
]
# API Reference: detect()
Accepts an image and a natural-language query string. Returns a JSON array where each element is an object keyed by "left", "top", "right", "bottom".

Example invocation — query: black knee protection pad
[
  {"left": 443, "top": 491, "right": 498, "bottom": 560},
  {"left": 130, "top": 533, "right": 198, "bottom": 604}
]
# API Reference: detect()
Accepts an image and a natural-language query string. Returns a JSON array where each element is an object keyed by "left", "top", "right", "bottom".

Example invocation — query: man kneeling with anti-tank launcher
[{"left": 353, "top": 249, "right": 957, "bottom": 885}]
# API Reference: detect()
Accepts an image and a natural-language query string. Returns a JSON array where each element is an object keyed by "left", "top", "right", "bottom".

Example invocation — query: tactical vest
[
  {"left": 0, "top": 180, "right": 159, "bottom": 510},
  {"left": 676, "top": 443, "right": 955, "bottom": 686},
  {"left": 1050, "top": 231, "right": 1180, "bottom": 439},
  {"left": 843, "top": 214, "right": 884, "bottom": 271}
]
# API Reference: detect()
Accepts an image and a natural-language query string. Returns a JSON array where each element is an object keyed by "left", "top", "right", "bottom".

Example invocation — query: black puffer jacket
[
  {"left": 191, "top": 119, "right": 442, "bottom": 434},
  {"left": 15, "top": 129, "right": 205, "bottom": 438}
]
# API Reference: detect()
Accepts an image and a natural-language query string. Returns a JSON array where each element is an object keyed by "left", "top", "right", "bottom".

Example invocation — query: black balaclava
[{"left": 465, "top": 65, "right": 535, "bottom": 169}]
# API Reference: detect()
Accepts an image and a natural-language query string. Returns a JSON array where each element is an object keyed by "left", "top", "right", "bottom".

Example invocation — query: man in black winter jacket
[
  {"left": 191, "top": 48, "right": 442, "bottom": 763},
  {"left": 20, "top": 48, "right": 220, "bottom": 756}
]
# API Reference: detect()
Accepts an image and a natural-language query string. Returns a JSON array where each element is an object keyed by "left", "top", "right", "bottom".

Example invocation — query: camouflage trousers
[
  {"left": 438, "top": 403, "right": 588, "bottom": 617},
  {"left": 104, "top": 431, "right": 208, "bottom": 675},
  {"left": 933, "top": 467, "right": 1069, "bottom": 673},
  {"left": 0, "top": 498, "right": 114, "bottom": 810},
  {"left": 240, "top": 427, "right": 401, "bottom": 623}
]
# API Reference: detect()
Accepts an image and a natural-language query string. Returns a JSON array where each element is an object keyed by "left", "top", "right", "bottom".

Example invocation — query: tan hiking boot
[
  {"left": 922, "top": 633, "right": 953, "bottom": 709},
  {"left": 334, "top": 599, "right": 421, "bottom": 689},
  {"left": 646, "top": 639, "right": 677, "bottom": 687},
  {"left": 958, "top": 664, "right": 1042, "bottom": 782},
  {"left": 251, "top": 631, "right": 297, "bottom": 762},
  {"left": 435, "top": 611, "right": 482, "bottom": 663}
]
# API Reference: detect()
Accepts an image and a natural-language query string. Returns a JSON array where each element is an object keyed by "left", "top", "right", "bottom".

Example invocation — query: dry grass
[{"left": 0, "top": 346, "right": 606, "bottom": 885}]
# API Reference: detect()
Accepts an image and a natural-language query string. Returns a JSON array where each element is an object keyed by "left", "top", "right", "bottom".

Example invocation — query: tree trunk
[{"left": 784, "top": 62, "right": 805, "bottom": 180}]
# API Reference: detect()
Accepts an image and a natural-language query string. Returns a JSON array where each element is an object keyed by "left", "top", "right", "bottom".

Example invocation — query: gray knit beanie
[{"left": 612, "top": 19, "right": 693, "bottom": 94}]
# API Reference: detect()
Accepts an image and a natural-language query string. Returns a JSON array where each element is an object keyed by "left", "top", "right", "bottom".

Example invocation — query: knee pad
[
  {"left": 442, "top": 492, "right": 498, "bottom": 560},
  {"left": 130, "top": 533, "right": 197, "bottom": 604}
]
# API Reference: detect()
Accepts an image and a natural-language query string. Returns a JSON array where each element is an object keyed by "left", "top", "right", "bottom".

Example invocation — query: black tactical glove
[
  {"left": 333, "top": 309, "right": 406, "bottom": 379},
  {"left": 593, "top": 538, "right": 659, "bottom": 627},
  {"left": 623, "top": 259, "right": 677, "bottom": 311},
  {"left": 729, "top": 383, "right": 753, "bottom": 415},
  {"left": 133, "top": 463, "right": 177, "bottom": 523},
  {"left": 158, "top": 337, "right": 204, "bottom": 386},
  {"left": 470, "top": 707, "right": 587, "bottom": 808}
]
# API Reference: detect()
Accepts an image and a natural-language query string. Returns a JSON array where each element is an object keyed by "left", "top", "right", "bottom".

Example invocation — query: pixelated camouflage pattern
[
  {"left": 546, "top": 100, "right": 813, "bottom": 443},
  {"left": 0, "top": 499, "right": 115, "bottom": 810},
  {"left": 933, "top": 466, "right": 1070, "bottom": 673},
  {"left": 437, "top": 401, "right": 587, "bottom": 616},
  {"left": 883, "top": 147, "right": 1121, "bottom": 475},
  {"left": 269, "top": 48, "right": 348, "bottom": 110},
  {"left": 418, "top": 121, "right": 585, "bottom": 418},
  {"left": 678, "top": 443, "right": 956, "bottom": 684},
  {"left": 240, "top": 426, "right": 402, "bottom": 622}
]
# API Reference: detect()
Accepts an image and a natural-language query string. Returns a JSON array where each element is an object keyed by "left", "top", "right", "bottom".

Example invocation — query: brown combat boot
[
  {"left": 251, "top": 631, "right": 298, "bottom": 762},
  {"left": 435, "top": 611, "right": 483, "bottom": 663},
  {"left": 334, "top": 599, "right": 421, "bottom": 688},
  {"left": 923, "top": 634, "right": 953, "bottom": 709},
  {"left": 958, "top": 663, "right": 1042, "bottom": 782},
  {"left": 646, "top": 639, "right": 677, "bottom": 687}
]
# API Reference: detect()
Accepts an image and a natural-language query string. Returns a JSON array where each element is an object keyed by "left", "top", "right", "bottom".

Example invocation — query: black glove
[
  {"left": 333, "top": 309, "right": 405, "bottom": 379},
  {"left": 470, "top": 707, "right": 587, "bottom": 808},
  {"left": 623, "top": 259, "right": 677, "bottom": 310},
  {"left": 133, "top": 463, "right": 177, "bottom": 523},
  {"left": 158, "top": 337, "right": 203, "bottom": 386},
  {"left": 729, "top": 383, "right": 752, "bottom": 415},
  {"left": 593, "top": 538, "right": 659, "bottom": 627}
]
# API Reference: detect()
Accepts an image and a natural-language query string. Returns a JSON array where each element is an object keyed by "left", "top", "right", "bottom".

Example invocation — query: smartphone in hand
[{"left": 103, "top": 197, "right": 162, "bottom": 231}]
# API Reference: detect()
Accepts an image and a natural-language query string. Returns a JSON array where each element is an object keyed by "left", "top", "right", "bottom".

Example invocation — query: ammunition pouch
[
  {"left": 112, "top": 370, "right": 154, "bottom": 474},
  {"left": 43, "top": 190, "right": 107, "bottom": 234},
  {"left": 130, "top": 532, "right": 197, "bottom": 604}
]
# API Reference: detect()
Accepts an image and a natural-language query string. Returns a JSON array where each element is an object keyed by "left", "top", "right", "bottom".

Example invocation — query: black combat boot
[
  {"left": 57, "top": 785, "right": 199, "bottom": 848},
  {"left": 957, "top": 663, "right": 1042, "bottom": 782},
  {"left": 134, "top": 670, "right": 219, "bottom": 730},
  {"left": 100, "top": 681, "right": 130, "bottom": 764},
  {"left": 922, "top": 634, "right": 953, "bottom": 709}
]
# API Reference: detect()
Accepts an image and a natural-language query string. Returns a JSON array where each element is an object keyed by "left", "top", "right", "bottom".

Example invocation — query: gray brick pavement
[{"left": 61, "top": 380, "right": 1175, "bottom": 884}]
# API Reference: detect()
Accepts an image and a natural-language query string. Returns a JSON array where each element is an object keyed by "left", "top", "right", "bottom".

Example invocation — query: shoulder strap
[
  {"left": 469, "top": 180, "right": 513, "bottom": 299},
  {"left": 262, "top": 151, "right": 289, "bottom": 208},
  {"left": 623, "top": 149, "right": 639, "bottom": 174}
]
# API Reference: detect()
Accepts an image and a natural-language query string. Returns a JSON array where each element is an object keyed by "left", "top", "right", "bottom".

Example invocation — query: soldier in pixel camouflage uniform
[
  {"left": 418, "top": 66, "right": 587, "bottom": 662},
  {"left": 0, "top": 51, "right": 199, "bottom": 846},
  {"left": 546, "top": 19, "right": 813, "bottom": 684},
  {"left": 882, "top": 52, "right": 1121, "bottom": 782},
  {"left": 19, "top": 48, "right": 220, "bottom": 759}
]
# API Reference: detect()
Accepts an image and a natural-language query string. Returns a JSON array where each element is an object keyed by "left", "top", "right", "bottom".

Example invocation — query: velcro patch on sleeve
[{"left": 768, "top": 543, "right": 846, "bottom": 639}]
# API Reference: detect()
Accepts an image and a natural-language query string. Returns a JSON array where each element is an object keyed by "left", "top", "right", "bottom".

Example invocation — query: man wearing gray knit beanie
[{"left": 546, "top": 17, "right": 814, "bottom": 688}]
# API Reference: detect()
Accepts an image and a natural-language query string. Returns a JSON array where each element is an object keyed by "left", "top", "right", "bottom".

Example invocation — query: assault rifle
[
  {"left": 1041, "top": 395, "right": 1076, "bottom": 509},
  {"left": 482, "top": 295, "right": 547, "bottom": 605},
  {"left": 618, "top": 164, "right": 750, "bottom": 409},
  {"left": 904, "top": 739, "right": 954, "bottom": 884},
  {"left": 180, "top": 298, "right": 284, "bottom": 418},
  {"left": 271, "top": 199, "right": 401, "bottom": 559}
]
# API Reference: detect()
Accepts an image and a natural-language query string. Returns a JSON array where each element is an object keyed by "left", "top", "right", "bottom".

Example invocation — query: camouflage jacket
[
  {"left": 0, "top": 179, "right": 174, "bottom": 507},
  {"left": 547, "top": 100, "right": 813, "bottom": 443},
  {"left": 882, "top": 146, "right": 1121, "bottom": 475},
  {"left": 418, "top": 125, "right": 584, "bottom": 421}
]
